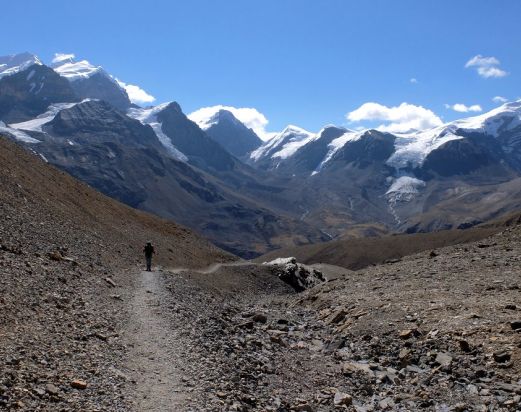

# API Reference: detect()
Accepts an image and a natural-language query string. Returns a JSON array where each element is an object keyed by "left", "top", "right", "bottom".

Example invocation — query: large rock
[{"left": 264, "top": 257, "right": 326, "bottom": 291}]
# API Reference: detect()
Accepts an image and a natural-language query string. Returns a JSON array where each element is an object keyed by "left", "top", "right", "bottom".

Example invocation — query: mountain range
[{"left": 1, "top": 51, "right": 521, "bottom": 257}]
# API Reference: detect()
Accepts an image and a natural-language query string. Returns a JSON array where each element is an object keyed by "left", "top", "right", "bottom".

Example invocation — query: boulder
[{"left": 264, "top": 257, "right": 326, "bottom": 291}]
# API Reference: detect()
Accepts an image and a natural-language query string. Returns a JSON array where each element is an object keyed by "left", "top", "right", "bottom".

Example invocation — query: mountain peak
[
  {"left": 162, "top": 101, "right": 183, "bottom": 114},
  {"left": 51, "top": 53, "right": 104, "bottom": 81},
  {"left": 0, "top": 52, "right": 42, "bottom": 79},
  {"left": 280, "top": 124, "right": 311, "bottom": 136},
  {"left": 212, "top": 109, "right": 241, "bottom": 125}
]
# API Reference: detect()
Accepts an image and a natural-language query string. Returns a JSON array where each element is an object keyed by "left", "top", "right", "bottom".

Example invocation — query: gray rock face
[
  {"left": 48, "top": 100, "right": 160, "bottom": 149},
  {"left": 0, "top": 65, "right": 77, "bottom": 123},
  {"left": 204, "top": 110, "right": 263, "bottom": 158},
  {"left": 10, "top": 100, "right": 324, "bottom": 258},
  {"left": 68, "top": 72, "right": 131, "bottom": 111},
  {"left": 420, "top": 133, "right": 515, "bottom": 179},
  {"left": 157, "top": 102, "right": 237, "bottom": 172}
]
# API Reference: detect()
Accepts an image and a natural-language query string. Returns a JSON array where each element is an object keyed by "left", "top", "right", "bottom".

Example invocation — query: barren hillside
[{"left": 0, "top": 135, "right": 233, "bottom": 410}]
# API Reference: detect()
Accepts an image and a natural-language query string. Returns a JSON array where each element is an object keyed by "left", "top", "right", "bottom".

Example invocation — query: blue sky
[{"left": 3, "top": 0, "right": 520, "bottom": 137}]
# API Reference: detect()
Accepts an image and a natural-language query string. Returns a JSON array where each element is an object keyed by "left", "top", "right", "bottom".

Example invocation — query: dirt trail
[
  {"left": 169, "top": 260, "right": 251, "bottom": 275},
  {"left": 126, "top": 269, "right": 188, "bottom": 412}
]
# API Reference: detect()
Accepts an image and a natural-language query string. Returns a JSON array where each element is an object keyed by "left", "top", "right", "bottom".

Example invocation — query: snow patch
[
  {"left": 313, "top": 130, "right": 365, "bottom": 173},
  {"left": 53, "top": 58, "right": 102, "bottom": 81},
  {"left": 0, "top": 122, "right": 40, "bottom": 143},
  {"left": 251, "top": 125, "right": 315, "bottom": 161},
  {"left": 0, "top": 53, "right": 42, "bottom": 79},
  {"left": 387, "top": 125, "right": 464, "bottom": 169},
  {"left": 9, "top": 102, "right": 80, "bottom": 132},
  {"left": 451, "top": 100, "right": 521, "bottom": 137},
  {"left": 385, "top": 176, "right": 426, "bottom": 224},
  {"left": 386, "top": 176, "right": 425, "bottom": 199}
]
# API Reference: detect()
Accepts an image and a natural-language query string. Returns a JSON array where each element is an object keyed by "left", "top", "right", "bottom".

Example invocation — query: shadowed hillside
[{"left": 256, "top": 223, "right": 513, "bottom": 270}]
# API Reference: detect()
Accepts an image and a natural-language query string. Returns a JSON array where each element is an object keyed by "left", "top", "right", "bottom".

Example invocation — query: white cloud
[
  {"left": 116, "top": 79, "right": 155, "bottom": 105},
  {"left": 188, "top": 105, "right": 275, "bottom": 140},
  {"left": 465, "top": 55, "right": 508, "bottom": 78},
  {"left": 444, "top": 103, "right": 482, "bottom": 113},
  {"left": 410, "top": 78, "right": 418, "bottom": 84},
  {"left": 52, "top": 53, "right": 75, "bottom": 64},
  {"left": 346, "top": 102, "right": 443, "bottom": 134},
  {"left": 492, "top": 96, "right": 508, "bottom": 104}
]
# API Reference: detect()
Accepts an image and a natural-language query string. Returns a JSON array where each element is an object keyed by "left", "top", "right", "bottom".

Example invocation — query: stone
[
  {"left": 459, "top": 339, "right": 471, "bottom": 352},
  {"left": 493, "top": 351, "right": 511, "bottom": 363},
  {"left": 510, "top": 320, "right": 521, "bottom": 330},
  {"left": 71, "top": 379, "right": 88, "bottom": 389},
  {"left": 398, "top": 348, "right": 411, "bottom": 366},
  {"left": 34, "top": 387, "right": 46, "bottom": 397},
  {"left": 45, "top": 383, "right": 59, "bottom": 395},
  {"left": 333, "top": 391, "right": 353, "bottom": 406},
  {"left": 252, "top": 313, "right": 267, "bottom": 323},
  {"left": 435, "top": 352, "right": 453, "bottom": 367},
  {"left": 104, "top": 277, "right": 116, "bottom": 287},
  {"left": 329, "top": 309, "right": 347, "bottom": 324},
  {"left": 342, "top": 362, "right": 373, "bottom": 376},
  {"left": 378, "top": 397, "right": 395, "bottom": 409},
  {"left": 325, "top": 337, "right": 346, "bottom": 352},
  {"left": 494, "top": 382, "right": 521, "bottom": 393},
  {"left": 399, "top": 329, "right": 415, "bottom": 339}
]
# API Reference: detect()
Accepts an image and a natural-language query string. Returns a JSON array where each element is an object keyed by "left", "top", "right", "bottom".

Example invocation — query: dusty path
[
  {"left": 126, "top": 269, "right": 188, "bottom": 412},
  {"left": 169, "top": 260, "right": 251, "bottom": 274}
]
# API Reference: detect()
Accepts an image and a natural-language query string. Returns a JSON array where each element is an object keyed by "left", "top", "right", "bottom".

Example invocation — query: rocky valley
[
  {"left": 1, "top": 46, "right": 521, "bottom": 412},
  {"left": 1, "top": 53, "right": 521, "bottom": 258}
]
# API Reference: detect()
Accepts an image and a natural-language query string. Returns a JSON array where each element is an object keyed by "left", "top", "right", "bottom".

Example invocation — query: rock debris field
[{"left": 2, "top": 136, "right": 521, "bottom": 411}]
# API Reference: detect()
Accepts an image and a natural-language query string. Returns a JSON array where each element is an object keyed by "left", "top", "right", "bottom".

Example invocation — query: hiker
[{"left": 143, "top": 241, "right": 155, "bottom": 271}]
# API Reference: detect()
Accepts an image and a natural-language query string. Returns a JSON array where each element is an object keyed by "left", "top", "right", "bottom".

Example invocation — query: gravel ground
[
  {"left": 125, "top": 226, "right": 521, "bottom": 411},
  {"left": 3, "top": 136, "right": 521, "bottom": 411}
]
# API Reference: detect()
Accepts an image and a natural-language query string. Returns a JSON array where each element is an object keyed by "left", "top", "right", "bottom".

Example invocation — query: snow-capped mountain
[
  {"left": 201, "top": 110, "right": 263, "bottom": 158},
  {"left": 51, "top": 53, "right": 131, "bottom": 110},
  {"left": 51, "top": 53, "right": 104, "bottom": 80},
  {"left": 3, "top": 50, "right": 521, "bottom": 256},
  {"left": 250, "top": 125, "right": 316, "bottom": 169},
  {"left": 0, "top": 52, "right": 41, "bottom": 79},
  {"left": 250, "top": 101, "right": 521, "bottom": 177},
  {"left": 187, "top": 107, "right": 263, "bottom": 158},
  {"left": 0, "top": 63, "right": 77, "bottom": 123},
  {"left": 128, "top": 103, "right": 188, "bottom": 161}
]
